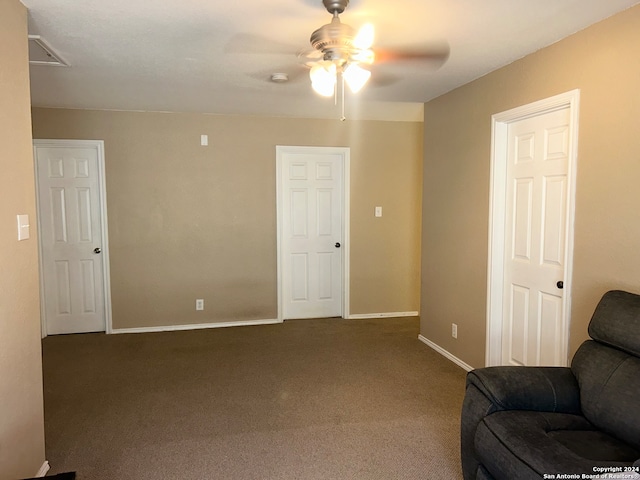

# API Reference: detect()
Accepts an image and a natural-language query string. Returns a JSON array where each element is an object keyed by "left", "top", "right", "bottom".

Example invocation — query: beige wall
[
  {"left": 0, "top": 0, "right": 47, "bottom": 477},
  {"left": 421, "top": 5, "right": 640, "bottom": 368},
  {"left": 31, "top": 110, "right": 423, "bottom": 329}
]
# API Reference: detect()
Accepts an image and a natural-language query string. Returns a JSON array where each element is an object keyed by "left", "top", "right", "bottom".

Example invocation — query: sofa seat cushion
[{"left": 475, "top": 411, "right": 638, "bottom": 480}]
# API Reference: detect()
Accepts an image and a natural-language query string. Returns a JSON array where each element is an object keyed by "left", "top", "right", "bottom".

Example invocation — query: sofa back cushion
[
  {"left": 571, "top": 290, "right": 640, "bottom": 451},
  {"left": 588, "top": 290, "right": 640, "bottom": 357}
]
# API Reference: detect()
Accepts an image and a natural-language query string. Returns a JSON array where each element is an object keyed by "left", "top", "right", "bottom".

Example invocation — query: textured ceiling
[{"left": 23, "top": 0, "right": 640, "bottom": 121}]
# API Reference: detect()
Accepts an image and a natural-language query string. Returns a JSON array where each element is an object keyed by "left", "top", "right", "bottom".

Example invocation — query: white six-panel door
[
  {"left": 34, "top": 141, "right": 109, "bottom": 334},
  {"left": 502, "top": 107, "right": 571, "bottom": 366},
  {"left": 277, "top": 146, "right": 347, "bottom": 320}
]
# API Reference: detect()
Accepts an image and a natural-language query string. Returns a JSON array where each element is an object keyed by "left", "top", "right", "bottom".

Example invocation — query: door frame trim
[
  {"left": 486, "top": 90, "right": 580, "bottom": 367},
  {"left": 275, "top": 145, "right": 350, "bottom": 321},
  {"left": 33, "top": 139, "right": 113, "bottom": 336}
]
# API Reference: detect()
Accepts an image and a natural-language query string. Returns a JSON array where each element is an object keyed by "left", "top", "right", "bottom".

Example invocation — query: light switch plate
[
  {"left": 200, "top": 134, "right": 208, "bottom": 146},
  {"left": 17, "top": 214, "right": 30, "bottom": 241},
  {"left": 375, "top": 206, "right": 383, "bottom": 217}
]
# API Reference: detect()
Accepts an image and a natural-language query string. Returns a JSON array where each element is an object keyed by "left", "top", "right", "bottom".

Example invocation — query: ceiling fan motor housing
[{"left": 310, "top": 16, "right": 355, "bottom": 63}]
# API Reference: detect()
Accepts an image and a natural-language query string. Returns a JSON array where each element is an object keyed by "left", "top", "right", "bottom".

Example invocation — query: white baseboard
[
  {"left": 111, "top": 318, "right": 281, "bottom": 335},
  {"left": 348, "top": 311, "right": 419, "bottom": 319},
  {"left": 36, "top": 461, "right": 50, "bottom": 477},
  {"left": 418, "top": 334, "right": 474, "bottom": 372}
]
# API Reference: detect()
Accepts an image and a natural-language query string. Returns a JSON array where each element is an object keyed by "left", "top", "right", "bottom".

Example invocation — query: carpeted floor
[{"left": 42, "top": 317, "right": 467, "bottom": 479}]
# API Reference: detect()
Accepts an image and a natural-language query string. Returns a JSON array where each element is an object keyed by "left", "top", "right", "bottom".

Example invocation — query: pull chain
[{"left": 340, "top": 74, "right": 346, "bottom": 122}]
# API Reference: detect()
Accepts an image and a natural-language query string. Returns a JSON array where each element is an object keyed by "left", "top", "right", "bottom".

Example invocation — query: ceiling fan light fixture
[
  {"left": 343, "top": 63, "right": 371, "bottom": 93},
  {"left": 310, "top": 61, "right": 337, "bottom": 97},
  {"left": 312, "top": 78, "right": 336, "bottom": 97}
]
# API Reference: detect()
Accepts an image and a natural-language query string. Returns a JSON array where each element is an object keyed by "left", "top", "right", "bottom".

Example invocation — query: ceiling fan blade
[
  {"left": 368, "top": 72, "right": 402, "bottom": 88},
  {"left": 353, "top": 23, "right": 374, "bottom": 50},
  {"left": 225, "top": 33, "right": 301, "bottom": 55},
  {"left": 298, "top": 49, "right": 324, "bottom": 65},
  {"left": 375, "top": 41, "right": 450, "bottom": 67}
]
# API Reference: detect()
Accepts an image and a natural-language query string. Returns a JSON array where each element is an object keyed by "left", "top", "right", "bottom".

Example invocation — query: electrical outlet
[
  {"left": 452, "top": 323, "right": 458, "bottom": 339},
  {"left": 195, "top": 299, "right": 204, "bottom": 311}
]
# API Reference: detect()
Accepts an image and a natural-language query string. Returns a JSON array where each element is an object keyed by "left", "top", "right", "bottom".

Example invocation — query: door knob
[
  {"left": 335, "top": 242, "right": 341, "bottom": 248},
  {"left": 557, "top": 281, "right": 564, "bottom": 289},
  {"left": 93, "top": 247, "right": 101, "bottom": 254}
]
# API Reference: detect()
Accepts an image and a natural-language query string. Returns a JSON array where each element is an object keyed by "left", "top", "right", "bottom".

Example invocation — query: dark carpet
[{"left": 42, "top": 317, "right": 466, "bottom": 479}]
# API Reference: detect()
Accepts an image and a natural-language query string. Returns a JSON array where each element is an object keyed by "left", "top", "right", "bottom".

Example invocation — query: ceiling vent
[{"left": 28, "top": 35, "right": 68, "bottom": 66}]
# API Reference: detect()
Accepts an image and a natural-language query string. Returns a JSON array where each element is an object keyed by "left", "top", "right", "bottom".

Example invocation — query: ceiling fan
[
  {"left": 300, "top": 0, "right": 450, "bottom": 118},
  {"left": 305, "top": 0, "right": 376, "bottom": 97},
  {"left": 227, "top": 0, "right": 449, "bottom": 118}
]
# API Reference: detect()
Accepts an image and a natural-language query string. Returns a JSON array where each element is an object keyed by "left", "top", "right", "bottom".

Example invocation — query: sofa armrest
[{"left": 467, "top": 366, "right": 582, "bottom": 413}]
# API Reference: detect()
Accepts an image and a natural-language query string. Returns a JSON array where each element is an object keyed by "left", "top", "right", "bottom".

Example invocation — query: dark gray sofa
[{"left": 461, "top": 290, "right": 640, "bottom": 480}]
